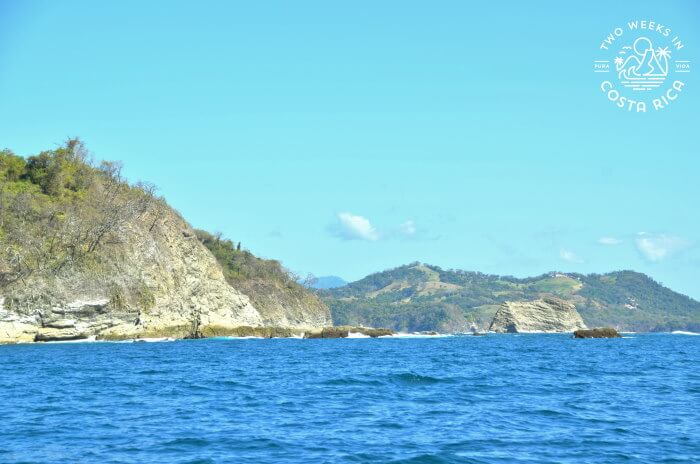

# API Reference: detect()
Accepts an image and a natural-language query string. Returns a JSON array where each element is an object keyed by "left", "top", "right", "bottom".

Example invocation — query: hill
[
  {"left": 195, "top": 230, "right": 329, "bottom": 328},
  {"left": 319, "top": 262, "right": 700, "bottom": 332},
  {"left": 0, "top": 140, "right": 330, "bottom": 342}
]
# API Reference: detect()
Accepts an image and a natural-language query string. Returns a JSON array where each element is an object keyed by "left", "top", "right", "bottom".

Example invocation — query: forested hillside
[
  {"left": 0, "top": 139, "right": 160, "bottom": 292},
  {"left": 320, "top": 263, "right": 700, "bottom": 332}
]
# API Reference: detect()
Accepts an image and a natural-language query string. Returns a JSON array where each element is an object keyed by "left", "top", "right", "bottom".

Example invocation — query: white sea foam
[
  {"left": 379, "top": 332, "right": 453, "bottom": 339},
  {"left": 671, "top": 331, "right": 699, "bottom": 336},
  {"left": 44, "top": 336, "right": 178, "bottom": 344},
  {"left": 346, "top": 332, "right": 371, "bottom": 338}
]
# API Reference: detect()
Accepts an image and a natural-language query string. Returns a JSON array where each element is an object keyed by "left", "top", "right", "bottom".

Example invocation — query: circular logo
[{"left": 594, "top": 20, "right": 691, "bottom": 112}]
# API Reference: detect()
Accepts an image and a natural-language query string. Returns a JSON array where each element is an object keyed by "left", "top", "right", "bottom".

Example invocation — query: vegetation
[
  {"left": 0, "top": 140, "right": 325, "bottom": 325},
  {"left": 0, "top": 140, "right": 157, "bottom": 287},
  {"left": 195, "top": 229, "right": 327, "bottom": 320},
  {"left": 320, "top": 263, "right": 700, "bottom": 332},
  {"left": 575, "top": 271, "right": 700, "bottom": 332},
  {"left": 195, "top": 229, "right": 299, "bottom": 287},
  {"left": 3, "top": 142, "right": 696, "bottom": 333}
]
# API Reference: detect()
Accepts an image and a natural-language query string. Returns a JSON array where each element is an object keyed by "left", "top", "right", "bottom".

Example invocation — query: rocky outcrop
[
  {"left": 0, "top": 207, "right": 330, "bottom": 343},
  {"left": 489, "top": 297, "right": 587, "bottom": 333},
  {"left": 233, "top": 279, "right": 331, "bottom": 329},
  {"left": 303, "top": 326, "right": 395, "bottom": 338},
  {"left": 574, "top": 328, "right": 620, "bottom": 338}
]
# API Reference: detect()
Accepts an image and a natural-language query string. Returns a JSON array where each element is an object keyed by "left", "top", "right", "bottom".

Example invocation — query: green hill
[
  {"left": 0, "top": 140, "right": 330, "bottom": 342},
  {"left": 319, "top": 263, "right": 700, "bottom": 332}
]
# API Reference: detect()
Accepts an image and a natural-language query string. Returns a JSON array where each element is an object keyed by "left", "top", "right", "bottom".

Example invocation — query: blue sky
[{"left": 1, "top": 0, "right": 699, "bottom": 297}]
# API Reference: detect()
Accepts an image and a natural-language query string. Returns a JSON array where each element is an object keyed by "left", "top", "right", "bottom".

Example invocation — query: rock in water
[
  {"left": 573, "top": 328, "right": 620, "bottom": 338},
  {"left": 303, "top": 326, "right": 395, "bottom": 339},
  {"left": 489, "top": 297, "right": 587, "bottom": 333}
]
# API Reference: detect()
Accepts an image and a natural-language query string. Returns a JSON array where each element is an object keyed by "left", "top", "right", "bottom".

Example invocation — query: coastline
[
  {"left": 0, "top": 325, "right": 396, "bottom": 345},
  {"left": 3, "top": 329, "right": 698, "bottom": 346}
]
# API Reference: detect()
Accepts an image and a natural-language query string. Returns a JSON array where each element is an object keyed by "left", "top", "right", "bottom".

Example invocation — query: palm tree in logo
[{"left": 655, "top": 47, "right": 671, "bottom": 74}]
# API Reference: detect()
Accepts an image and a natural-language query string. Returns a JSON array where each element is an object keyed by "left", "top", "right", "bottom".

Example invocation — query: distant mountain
[
  {"left": 308, "top": 276, "right": 348, "bottom": 289},
  {"left": 318, "top": 262, "right": 700, "bottom": 333}
]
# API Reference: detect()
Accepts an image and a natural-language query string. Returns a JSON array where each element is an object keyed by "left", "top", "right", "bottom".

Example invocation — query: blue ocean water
[{"left": 0, "top": 334, "right": 698, "bottom": 463}]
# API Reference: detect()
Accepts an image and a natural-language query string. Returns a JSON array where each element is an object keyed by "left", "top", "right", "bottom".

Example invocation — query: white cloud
[
  {"left": 560, "top": 249, "right": 583, "bottom": 263},
  {"left": 399, "top": 220, "right": 416, "bottom": 236},
  {"left": 598, "top": 237, "right": 623, "bottom": 245},
  {"left": 333, "top": 212, "right": 379, "bottom": 241},
  {"left": 635, "top": 233, "right": 690, "bottom": 262}
]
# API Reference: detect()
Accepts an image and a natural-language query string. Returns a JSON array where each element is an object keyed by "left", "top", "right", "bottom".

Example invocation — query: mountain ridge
[{"left": 319, "top": 262, "right": 700, "bottom": 332}]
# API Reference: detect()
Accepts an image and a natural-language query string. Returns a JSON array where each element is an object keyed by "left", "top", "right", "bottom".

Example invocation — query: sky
[{"left": 1, "top": 0, "right": 699, "bottom": 298}]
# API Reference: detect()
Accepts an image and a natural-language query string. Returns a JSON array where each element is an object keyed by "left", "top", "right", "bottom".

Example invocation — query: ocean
[{"left": 1, "top": 333, "right": 698, "bottom": 463}]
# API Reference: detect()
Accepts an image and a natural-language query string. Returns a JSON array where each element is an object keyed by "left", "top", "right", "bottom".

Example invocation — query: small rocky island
[
  {"left": 489, "top": 297, "right": 587, "bottom": 333},
  {"left": 574, "top": 328, "right": 621, "bottom": 338}
]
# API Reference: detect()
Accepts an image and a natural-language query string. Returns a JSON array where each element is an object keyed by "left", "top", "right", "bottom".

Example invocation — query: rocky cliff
[
  {"left": 0, "top": 142, "right": 331, "bottom": 342},
  {"left": 488, "top": 297, "right": 587, "bottom": 333},
  {"left": 195, "top": 230, "right": 331, "bottom": 330}
]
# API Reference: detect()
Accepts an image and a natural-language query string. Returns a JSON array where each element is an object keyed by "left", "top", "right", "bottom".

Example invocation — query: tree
[
  {"left": 0, "top": 139, "right": 158, "bottom": 286},
  {"left": 301, "top": 273, "right": 318, "bottom": 288},
  {"left": 0, "top": 150, "right": 26, "bottom": 182}
]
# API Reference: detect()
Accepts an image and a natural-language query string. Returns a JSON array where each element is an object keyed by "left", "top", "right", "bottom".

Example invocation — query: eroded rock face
[
  {"left": 489, "top": 297, "right": 587, "bottom": 333},
  {"left": 303, "top": 326, "right": 395, "bottom": 339},
  {"left": 0, "top": 207, "right": 329, "bottom": 343},
  {"left": 234, "top": 279, "right": 331, "bottom": 330}
]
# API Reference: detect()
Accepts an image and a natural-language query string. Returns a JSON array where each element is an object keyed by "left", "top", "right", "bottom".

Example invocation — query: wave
[
  {"left": 379, "top": 333, "right": 453, "bottom": 339},
  {"left": 163, "top": 437, "right": 211, "bottom": 447},
  {"left": 107, "top": 337, "right": 177, "bottom": 343},
  {"left": 322, "top": 377, "right": 384, "bottom": 386},
  {"left": 391, "top": 372, "right": 450, "bottom": 385},
  {"left": 47, "top": 336, "right": 177, "bottom": 344},
  {"left": 671, "top": 331, "right": 699, "bottom": 336}
]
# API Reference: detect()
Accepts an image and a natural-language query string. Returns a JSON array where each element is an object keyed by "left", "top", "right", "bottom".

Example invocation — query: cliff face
[
  {"left": 194, "top": 230, "right": 331, "bottom": 330},
  {"left": 0, "top": 206, "right": 296, "bottom": 343},
  {"left": 0, "top": 205, "right": 331, "bottom": 343},
  {"left": 233, "top": 279, "right": 331, "bottom": 328},
  {"left": 488, "top": 297, "right": 587, "bottom": 333},
  {"left": 0, "top": 142, "right": 331, "bottom": 343}
]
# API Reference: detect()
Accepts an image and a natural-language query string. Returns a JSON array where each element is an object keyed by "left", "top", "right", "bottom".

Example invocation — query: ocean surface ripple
[{"left": 1, "top": 334, "right": 698, "bottom": 463}]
